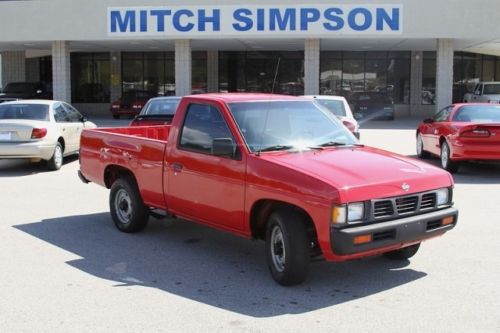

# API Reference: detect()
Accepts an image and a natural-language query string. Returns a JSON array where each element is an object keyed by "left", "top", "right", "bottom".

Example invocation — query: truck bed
[{"left": 79, "top": 125, "right": 170, "bottom": 209}]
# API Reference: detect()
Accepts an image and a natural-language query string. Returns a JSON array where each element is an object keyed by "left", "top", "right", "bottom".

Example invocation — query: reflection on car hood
[{"left": 261, "top": 146, "right": 453, "bottom": 202}]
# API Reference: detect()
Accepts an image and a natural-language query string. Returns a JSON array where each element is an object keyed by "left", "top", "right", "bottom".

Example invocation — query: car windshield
[
  {"left": 0, "top": 104, "right": 49, "bottom": 121},
  {"left": 483, "top": 84, "right": 500, "bottom": 95},
  {"left": 3, "top": 83, "right": 36, "bottom": 94},
  {"left": 122, "top": 90, "right": 150, "bottom": 102},
  {"left": 453, "top": 105, "right": 500, "bottom": 122},
  {"left": 142, "top": 99, "right": 180, "bottom": 116},
  {"left": 227, "top": 100, "right": 356, "bottom": 153},
  {"left": 315, "top": 99, "right": 346, "bottom": 117}
]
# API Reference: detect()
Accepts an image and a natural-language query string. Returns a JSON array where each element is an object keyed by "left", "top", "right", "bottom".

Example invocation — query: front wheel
[
  {"left": 416, "top": 133, "right": 430, "bottom": 159},
  {"left": 265, "top": 209, "right": 310, "bottom": 286},
  {"left": 440, "top": 141, "right": 459, "bottom": 173},
  {"left": 109, "top": 178, "right": 149, "bottom": 233},
  {"left": 383, "top": 243, "right": 420, "bottom": 260}
]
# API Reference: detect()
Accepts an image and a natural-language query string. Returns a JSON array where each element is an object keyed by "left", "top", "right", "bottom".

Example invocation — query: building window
[
  {"left": 422, "top": 52, "right": 436, "bottom": 105},
  {"left": 219, "top": 51, "right": 304, "bottom": 95},
  {"left": 320, "top": 51, "right": 410, "bottom": 104},
  {"left": 71, "top": 53, "right": 110, "bottom": 103}
]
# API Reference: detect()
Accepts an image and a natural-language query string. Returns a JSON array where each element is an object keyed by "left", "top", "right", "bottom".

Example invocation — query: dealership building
[{"left": 1, "top": 0, "right": 500, "bottom": 118}]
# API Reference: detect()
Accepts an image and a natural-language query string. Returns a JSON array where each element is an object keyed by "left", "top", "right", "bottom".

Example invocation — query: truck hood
[{"left": 261, "top": 146, "right": 453, "bottom": 202}]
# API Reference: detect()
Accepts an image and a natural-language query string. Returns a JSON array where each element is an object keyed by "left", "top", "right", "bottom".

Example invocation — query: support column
[
  {"left": 207, "top": 50, "right": 219, "bottom": 93},
  {"left": 410, "top": 51, "right": 423, "bottom": 116},
  {"left": 436, "top": 39, "right": 454, "bottom": 112},
  {"left": 110, "top": 52, "right": 122, "bottom": 102},
  {"left": 304, "top": 39, "right": 320, "bottom": 95},
  {"left": 1, "top": 51, "right": 26, "bottom": 88},
  {"left": 175, "top": 39, "right": 192, "bottom": 96},
  {"left": 52, "top": 41, "right": 71, "bottom": 103}
]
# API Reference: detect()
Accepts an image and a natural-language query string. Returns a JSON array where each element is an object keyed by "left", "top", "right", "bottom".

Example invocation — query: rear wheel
[
  {"left": 416, "top": 133, "right": 430, "bottom": 158},
  {"left": 440, "top": 141, "right": 459, "bottom": 173},
  {"left": 47, "top": 142, "right": 63, "bottom": 171},
  {"left": 383, "top": 243, "right": 420, "bottom": 260},
  {"left": 109, "top": 178, "right": 149, "bottom": 233},
  {"left": 265, "top": 209, "right": 310, "bottom": 286}
]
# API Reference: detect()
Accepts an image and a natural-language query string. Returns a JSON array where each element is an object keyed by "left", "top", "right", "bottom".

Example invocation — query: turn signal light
[
  {"left": 442, "top": 216, "right": 454, "bottom": 226},
  {"left": 31, "top": 128, "right": 47, "bottom": 139},
  {"left": 353, "top": 234, "right": 372, "bottom": 245}
]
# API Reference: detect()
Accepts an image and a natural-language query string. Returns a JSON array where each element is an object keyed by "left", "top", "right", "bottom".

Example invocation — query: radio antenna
[{"left": 271, "top": 57, "right": 281, "bottom": 94}]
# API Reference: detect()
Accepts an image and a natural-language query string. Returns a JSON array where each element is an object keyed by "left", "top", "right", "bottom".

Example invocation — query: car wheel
[
  {"left": 109, "top": 178, "right": 149, "bottom": 233},
  {"left": 266, "top": 209, "right": 310, "bottom": 286},
  {"left": 112, "top": 115, "right": 120, "bottom": 119},
  {"left": 384, "top": 243, "right": 420, "bottom": 260},
  {"left": 47, "top": 142, "right": 63, "bottom": 171},
  {"left": 416, "top": 133, "right": 430, "bottom": 159},
  {"left": 440, "top": 141, "right": 459, "bottom": 173}
]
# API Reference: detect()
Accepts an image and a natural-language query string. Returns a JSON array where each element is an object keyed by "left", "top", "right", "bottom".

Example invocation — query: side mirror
[
  {"left": 81, "top": 116, "right": 88, "bottom": 123},
  {"left": 423, "top": 118, "right": 434, "bottom": 124},
  {"left": 212, "top": 138, "right": 235, "bottom": 158},
  {"left": 474, "top": 90, "right": 481, "bottom": 95}
]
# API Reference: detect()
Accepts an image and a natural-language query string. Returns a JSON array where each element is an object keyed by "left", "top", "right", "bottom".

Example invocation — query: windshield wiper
[
  {"left": 319, "top": 141, "right": 365, "bottom": 148},
  {"left": 257, "top": 145, "right": 294, "bottom": 153}
]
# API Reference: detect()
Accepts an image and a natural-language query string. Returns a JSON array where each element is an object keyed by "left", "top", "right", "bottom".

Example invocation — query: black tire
[
  {"left": 113, "top": 115, "right": 120, "bottom": 119},
  {"left": 416, "top": 133, "right": 431, "bottom": 159},
  {"left": 47, "top": 142, "right": 64, "bottom": 171},
  {"left": 440, "top": 141, "right": 459, "bottom": 173},
  {"left": 109, "top": 178, "right": 149, "bottom": 233},
  {"left": 265, "top": 209, "right": 310, "bottom": 286},
  {"left": 383, "top": 243, "right": 420, "bottom": 260}
]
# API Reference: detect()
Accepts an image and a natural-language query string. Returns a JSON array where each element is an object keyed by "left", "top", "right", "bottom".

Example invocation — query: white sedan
[
  {"left": 302, "top": 95, "right": 360, "bottom": 139},
  {"left": 0, "top": 100, "right": 96, "bottom": 170}
]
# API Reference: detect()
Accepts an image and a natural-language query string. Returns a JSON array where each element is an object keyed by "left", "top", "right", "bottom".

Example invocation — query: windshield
[
  {"left": 122, "top": 90, "right": 151, "bottom": 102},
  {"left": 142, "top": 98, "right": 180, "bottom": 116},
  {"left": 453, "top": 105, "right": 500, "bottom": 122},
  {"left": 483, "top": 84, "right": 500, "bottom": 95},
  {"left": 315, "top": 99, "right": 346, "bottom": 117},
  {"left": 3, "top": 83, "right": 36, "bottom": 94},
  {"left": 0, "top": 104, "right": 49, "bottom": 121},
  {"left": 228, "top": 100, "right": 356, "bottom": 153}
]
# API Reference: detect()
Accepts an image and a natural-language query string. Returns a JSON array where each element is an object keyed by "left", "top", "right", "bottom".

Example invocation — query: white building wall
[
  {"left": 52, "top": 41, "right": 71, "bottom": 103},
  {"left": 304, "top": 39, "right": 320, "bottom": 95},
  {"left": 436, "top": 39, "right": 454, "bottom": 112},
  {"left": 175, "top": 40, "right": 192, "bottom": 96}
]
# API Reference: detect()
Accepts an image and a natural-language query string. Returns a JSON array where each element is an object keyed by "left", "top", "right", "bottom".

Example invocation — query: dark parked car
[
  {"left": 0, "top": 82, "right": 52, "bottom": 103},
  {"left": 110, "top": 90, "right": 155, "bottom": 119},
  {"left": 130, "top": 96, "right": 181, "bottom": 126},
  {"left": 349, "top": 92, "right": 395, "bottom": 120}
]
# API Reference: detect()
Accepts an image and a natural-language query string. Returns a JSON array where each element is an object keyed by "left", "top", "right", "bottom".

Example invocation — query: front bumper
[{"left": 331, "top": 207, "right": 458, "bottom": 255}]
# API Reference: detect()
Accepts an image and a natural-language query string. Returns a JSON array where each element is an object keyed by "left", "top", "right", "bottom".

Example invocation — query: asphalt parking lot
[{"left": 1, "top": 118, "right": 499, "bottom": 332}]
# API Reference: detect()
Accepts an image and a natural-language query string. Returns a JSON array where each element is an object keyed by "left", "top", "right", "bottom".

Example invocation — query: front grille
[
  {"left": 371, "top": 190, "right": 443, "bottom": 221},
  {"left": 396, "top": 196, "right": 418, "bottom": 214},
  {"left": 373, "top": 201, "right": 394, "bottom": 218},
  {"left": 421, "top": 193, "right": 436, "bottom": 210}
]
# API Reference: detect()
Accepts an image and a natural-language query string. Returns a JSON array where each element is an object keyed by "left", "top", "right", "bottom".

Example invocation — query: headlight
[
  {"left": 436, "top": 188, "right": 450, "bottom": 206},
  {"left": 332, "top": 202, "right": 365, "bottom": 225}
]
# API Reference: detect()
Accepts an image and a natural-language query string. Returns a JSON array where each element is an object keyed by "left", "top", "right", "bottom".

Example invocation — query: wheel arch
[
  {"left": 104, "top": 164, "right": 137, "bottom": 189},
  {"left": 249, "top": 199, "right": 319, "bottom": 253}
]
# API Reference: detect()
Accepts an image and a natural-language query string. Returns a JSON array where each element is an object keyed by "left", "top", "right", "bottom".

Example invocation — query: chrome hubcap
[
  {"left": 441, "top": 144, "right": 449, "bottom": 168},
  {"left": 417, "top": 135, "right": 423, "bottom": 155},
  {"left": 270, "top": 226, "right": 286, "bottom": 272},
  {"left": 54, "top": 145, "right": 63, "bottom": 168},
  {"left": 115, "top": 189, "right": 132, "bottom": 224}
]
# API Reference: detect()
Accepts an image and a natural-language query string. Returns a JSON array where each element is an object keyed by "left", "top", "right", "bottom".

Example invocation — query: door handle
[{"left": 172, "top": 163, "right": 183, "bottom": 173}]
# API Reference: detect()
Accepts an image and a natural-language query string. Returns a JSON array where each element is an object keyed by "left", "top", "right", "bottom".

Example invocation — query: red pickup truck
[{"left": 78, "top": 93, "right": 458, "bottom": 285}]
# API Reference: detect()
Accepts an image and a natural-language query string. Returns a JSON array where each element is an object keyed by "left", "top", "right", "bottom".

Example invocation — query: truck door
[{"left": 166, "top": 102, "right": 246, "bottom": 232}]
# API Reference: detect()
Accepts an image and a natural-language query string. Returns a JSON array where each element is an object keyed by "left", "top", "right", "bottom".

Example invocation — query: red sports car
[{"left": 416, "top": 103, "right": 500, "bottom": 173}]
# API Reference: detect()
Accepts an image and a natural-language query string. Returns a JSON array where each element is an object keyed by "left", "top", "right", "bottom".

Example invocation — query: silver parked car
[{"left": 0, "top": 100, "right": 96, "bottom": 170}]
